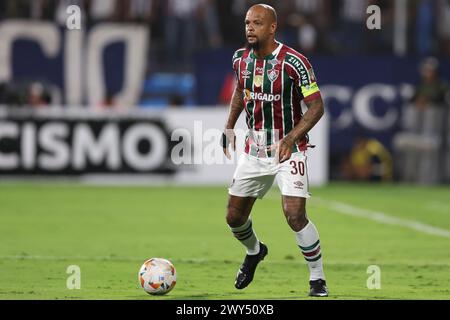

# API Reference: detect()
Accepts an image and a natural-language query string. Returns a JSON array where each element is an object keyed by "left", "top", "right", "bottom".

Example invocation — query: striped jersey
[{"left": 232, "top": 42, "right": 321, "bottom": 157}]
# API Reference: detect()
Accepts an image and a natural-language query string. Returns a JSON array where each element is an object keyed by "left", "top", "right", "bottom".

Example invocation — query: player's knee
[
  {"left": 286, "top": 214, "right": 308, "bottom": 231},
  {"left": 226, "top": 213, "right": 246, "bottom": 228},
  {"left": 226, "top": 205, "right": 247, "bottom": 227},
  {"left": 283, "top": 206, "right": 308, "bottom": 231}
]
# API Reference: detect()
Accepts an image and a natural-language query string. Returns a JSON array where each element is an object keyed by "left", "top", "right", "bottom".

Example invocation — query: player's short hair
[{"left": 250, "top": 4, "right": 277, "bottom": 23}]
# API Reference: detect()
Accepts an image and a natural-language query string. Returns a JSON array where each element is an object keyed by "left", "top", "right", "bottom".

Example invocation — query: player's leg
[
  {"left": 277, "top": 152, "right": 328, "bottom": 296},
  {"left": 282, "top": 196, "right": 325, "bottom": 280},
  {"left": 227, "top": 152, "right": 274, "bottom": 289},
  {"left": 226, "top": 193, "right": 269, "bottom": 290},
  {"left": 226, "top": 195, "right": 259, "bottom": 254},
  {"left": 281, "top": 195, "right": 327, "bottom": 296}
]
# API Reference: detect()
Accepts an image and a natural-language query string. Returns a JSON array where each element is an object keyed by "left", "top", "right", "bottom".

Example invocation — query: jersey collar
[{"left": 250, "top": 41, "right": 282, "bottom": 60}]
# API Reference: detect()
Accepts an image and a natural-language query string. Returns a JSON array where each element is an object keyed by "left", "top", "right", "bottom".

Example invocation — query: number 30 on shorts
[{"left": 290, "top": 160, "right": 305, "bottom": 176}]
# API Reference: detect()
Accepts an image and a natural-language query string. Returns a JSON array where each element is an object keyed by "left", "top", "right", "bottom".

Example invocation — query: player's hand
[
  {"left": 276, "top": 136, "right": 294, "bottom": 163},
  {"left": 221, "top": 129, "right": 236, "bottom": 160}
]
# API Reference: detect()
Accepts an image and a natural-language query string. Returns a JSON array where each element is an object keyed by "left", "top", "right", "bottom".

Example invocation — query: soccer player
[{"left": 222, "top": 4, "right": 328, "bottom": 297}]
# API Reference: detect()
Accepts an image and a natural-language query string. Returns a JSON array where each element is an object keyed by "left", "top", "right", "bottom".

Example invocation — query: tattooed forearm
[
  {"left": 225, "top": 87, "right": 244, "bottom": 129},
  {"left": 285, "top": 96, "right": 324, "bottom": 143}
]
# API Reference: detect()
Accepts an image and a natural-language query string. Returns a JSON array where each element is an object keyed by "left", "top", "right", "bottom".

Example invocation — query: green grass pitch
[{"left": 0, "top": 182, "right": 449, "bottom": 300}]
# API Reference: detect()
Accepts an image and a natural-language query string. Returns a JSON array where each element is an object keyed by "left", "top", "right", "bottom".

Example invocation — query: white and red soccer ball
[{"left": 138, "top": 258, "right": 177, "bottom": 295}]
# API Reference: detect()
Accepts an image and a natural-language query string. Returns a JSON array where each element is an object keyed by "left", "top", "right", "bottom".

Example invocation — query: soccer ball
[{"left": 138, "top": 258, "right": 177, "bottom": 295}]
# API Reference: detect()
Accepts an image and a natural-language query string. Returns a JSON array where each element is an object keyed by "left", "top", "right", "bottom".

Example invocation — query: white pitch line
[
  {"left": 317, "top": 198, "right": 450, "bottom": 238},
  {"left": 265, "top": 192, "right": 450, "bottom": 238}
]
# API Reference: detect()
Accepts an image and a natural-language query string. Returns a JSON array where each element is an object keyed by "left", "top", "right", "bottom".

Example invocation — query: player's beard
[{"left": 246, "top": 39, "right": 260, "bottom": 51}]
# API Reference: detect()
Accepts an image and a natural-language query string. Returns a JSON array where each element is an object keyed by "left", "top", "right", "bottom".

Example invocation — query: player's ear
[{"left": 270, "top": 23, "right": 277, "bottom": 35}]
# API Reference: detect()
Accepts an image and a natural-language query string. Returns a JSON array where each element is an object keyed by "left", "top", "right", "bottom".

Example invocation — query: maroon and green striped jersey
[{"left": 232, "top": 42, "right": 321, "bottom": 157}]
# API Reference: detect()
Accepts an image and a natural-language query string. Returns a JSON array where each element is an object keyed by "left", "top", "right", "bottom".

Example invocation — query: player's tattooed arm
[
  {"left": 278, "top": 95, "right": 324, "bottom": 163},
  {"left": 225, "top": 86, "right": 244, "bottom": 130},
  {"left": 287, "top": 95, "right": 324, "bottom": 142},
  {"left": 222, "top": 87, "right": 244, "bottom": 159}
]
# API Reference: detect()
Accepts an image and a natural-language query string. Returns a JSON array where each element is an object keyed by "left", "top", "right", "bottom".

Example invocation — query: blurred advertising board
[{"left": 0, "top": 107, "right": 329, "bottom": 186}]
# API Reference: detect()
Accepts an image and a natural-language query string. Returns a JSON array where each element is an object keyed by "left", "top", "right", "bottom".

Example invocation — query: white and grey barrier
[{"left": 0, "top": 106, "right": 329, "bottom": 186}]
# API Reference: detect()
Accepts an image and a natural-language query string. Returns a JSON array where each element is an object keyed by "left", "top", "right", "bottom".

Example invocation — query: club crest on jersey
[
  {"left": 253, "top": 75, "right": 263, "bottom": 87},
  {"left": 267, "top": 69, "right": 279, "bottom": 82}
]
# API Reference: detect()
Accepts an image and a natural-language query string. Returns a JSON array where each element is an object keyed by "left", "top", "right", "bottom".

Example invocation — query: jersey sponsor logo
[
  {"left": 267, "top": 68, "right": 279, "bottom": 82},
  {"left": 287, "top": 56, "right": 305, "bottom": 70},
  {"left": 287, "top": 55, "right": 309, "bottom": 86},
  {"left": 255, "top": 67, "right": 264, "bottom": 74},
  {"left": 253, "top": 75, "right": 263, "bottom": 87},
  {"left": 244, "top": 89, "right": 281, "bottom": 102}
]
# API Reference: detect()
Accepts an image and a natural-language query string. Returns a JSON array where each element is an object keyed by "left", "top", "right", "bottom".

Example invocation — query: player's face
[{"left": 245, "top": 9, "right": 273, "bottom": 49}]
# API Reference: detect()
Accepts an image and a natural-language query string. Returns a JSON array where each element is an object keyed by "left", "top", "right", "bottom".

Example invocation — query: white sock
[
  {"left": 294, "top": 220, "right": 325, "bottom": 281},
  {"left": 229, "top": 218, "right": 260, "bottom": 255}
]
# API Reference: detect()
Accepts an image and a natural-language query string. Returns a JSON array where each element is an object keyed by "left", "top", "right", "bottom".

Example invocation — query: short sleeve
[
  {"left": 286, "top": 54, "right": 321, "bottom": 102},
  {"left": 232, "top": 49, "right": 244, "bottom": 82},
  {"left": 300, "top": 65, "right": 320, "bottom": 102}
]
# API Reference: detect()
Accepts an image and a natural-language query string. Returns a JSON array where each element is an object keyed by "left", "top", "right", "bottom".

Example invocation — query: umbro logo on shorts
[{"left": 293, "top": 181, "right": 304, "bottom": 189}]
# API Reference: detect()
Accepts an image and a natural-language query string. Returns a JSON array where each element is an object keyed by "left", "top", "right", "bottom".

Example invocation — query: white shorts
[{"left": 228, "top": 152, "right": 311, "bottom": 199}]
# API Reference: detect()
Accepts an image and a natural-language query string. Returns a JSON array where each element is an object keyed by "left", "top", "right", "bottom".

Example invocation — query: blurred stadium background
[
  {"left": 0, "top": 0, "right": 449, "bottom": 185},
  {"left": 0, "top": 0, "right": 449, "bottom": 300}
]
